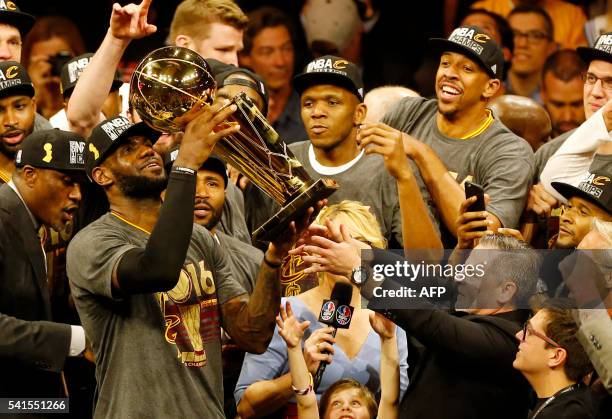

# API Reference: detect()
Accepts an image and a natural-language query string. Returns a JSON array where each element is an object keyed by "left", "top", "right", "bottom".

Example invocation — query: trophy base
[{"left": 252, "top": 178, "right": 338, "bottom": 243}]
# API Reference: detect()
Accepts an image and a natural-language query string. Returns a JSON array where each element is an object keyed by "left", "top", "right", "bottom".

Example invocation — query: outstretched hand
[
  {"left": 276, "top": 301, "right": 310, "bottom": 349},
  {"left": 369, "top": 311, "right": 396, "bottom": 340},
  {"left": 110, "top": 0, "right": 157, "bottom": 40},
  {"left": 268, "top": 200, "right": 328, "bottom": 263},
  {"left": 289, "top": 219, "right": 369, "bottom": 278}
]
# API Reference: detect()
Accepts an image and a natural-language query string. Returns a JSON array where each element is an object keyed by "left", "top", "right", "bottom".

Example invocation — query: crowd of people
[{"left": 0, "top": 0, "right": 611, "bottom": 418}]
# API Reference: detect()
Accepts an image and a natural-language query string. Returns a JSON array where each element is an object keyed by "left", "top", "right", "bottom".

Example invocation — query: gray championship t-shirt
[
  {"left": 244, "top": 141, "right": 439, "bottom": 248},
  {"left": 383, "top": 97, "right": 534, "bottom": 231},
  {"left": 533, "top": 129, "right": 573, "bottom": 182},
  {"left": 67, "top": 214, "right": 246, "bottom": 419},
  {"left": 216, "top": 230, "right": 263, "bottom": 294},
  {"left": 218, "top": 181, "right": 251, "bottom": 244}
]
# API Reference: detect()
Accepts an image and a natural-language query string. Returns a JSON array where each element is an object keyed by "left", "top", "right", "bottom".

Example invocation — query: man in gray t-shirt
[
  {"left": 68, "top": 215, "right": 244, "bottom": 418},
  {"left": 244, "top": 54, "right": 440, "bottom": 295},
  {"left": 361, "top": 26, "right": 534, "bottom": 247},
  {"left": 68, "top": 110, "right": 302, "bottom": 417}
]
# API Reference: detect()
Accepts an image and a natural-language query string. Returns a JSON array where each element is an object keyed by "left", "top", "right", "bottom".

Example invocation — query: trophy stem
[{"left": 252, "top": 178, "right": 338, "bottom": 243}]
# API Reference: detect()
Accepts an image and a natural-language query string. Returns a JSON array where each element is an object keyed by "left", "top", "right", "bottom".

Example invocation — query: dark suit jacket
[
  {"left": 0, "top": 184, "right": 71, "bottom": 397},
  {"left": 385, "top": 306, "right": 531, "bottom": 419}
]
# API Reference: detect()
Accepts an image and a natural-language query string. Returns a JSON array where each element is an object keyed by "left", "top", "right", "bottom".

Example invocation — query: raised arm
[
  {"left": 111, "top": 103, "right": 239, "bottom": 294},
  {"left": 236, "top": 326, "right": 335, "bottom": 418},
  {"left": 277, "top": 302, "right": 319, "bottom": 418},
  {"left": 67, "top": 0, "right": 157, "bottom": 137},
  {"left": 369, "top": 312, "right": 399, "bottom": 419},
  {"left": 357, "top": 123, "right": 443, "bottom": 253},
  {"left": 221, "top": 203, "right": 324, "bottom": 354},
  {"left": 402, "top": 134, "right": 479, "bottom": 236}
]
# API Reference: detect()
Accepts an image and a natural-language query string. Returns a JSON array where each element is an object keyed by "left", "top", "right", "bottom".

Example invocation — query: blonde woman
[{"left": 235, "top": 201, "right": 408, "bottom": 418}]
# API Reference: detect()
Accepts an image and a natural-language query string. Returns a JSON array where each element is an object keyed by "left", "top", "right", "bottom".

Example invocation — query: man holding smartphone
[{"left": 358, "top": 26, "right": 534, "bottom": 247}]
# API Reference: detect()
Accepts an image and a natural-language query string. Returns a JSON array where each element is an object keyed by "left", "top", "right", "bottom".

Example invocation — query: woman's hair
[
  {"left": 319, "top": 378, "right": 377, "bottom": 418},
  {"left": 315, "top": 200, "right": 387, "bottom": 249},
  {"left": 21, "top": 15, "right": 85, "bottom": 69}
]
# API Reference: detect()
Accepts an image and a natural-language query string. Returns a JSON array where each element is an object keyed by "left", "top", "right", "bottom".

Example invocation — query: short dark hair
[
  {"left": 508, "top": 5, "right": 554, "bottom": 40},
  {"left": 462, "top": 8, "right": 514, "bottom": 53},
  {"left": 541, "top": 299, "right": 593, "bottom": 382},
  {"left": 242, "top": 6, "right": 294, "bottom": 56},
  {"left": 542, "top": 49, "right": 586, "bottom": 84},
  {"left": 319, "top": 379, "right": 377, "bottom": 418}
]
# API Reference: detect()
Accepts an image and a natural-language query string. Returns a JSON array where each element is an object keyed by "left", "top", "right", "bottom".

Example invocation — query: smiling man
[
  {"left": 550, "top": 155, "right": 612, "bottom": 249},
  {"left": 364, "top": 26, "right": 534, "bottom": 247}
]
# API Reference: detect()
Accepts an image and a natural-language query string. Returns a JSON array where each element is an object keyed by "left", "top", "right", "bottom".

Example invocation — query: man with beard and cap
[
  {"left": 0, "top": 60, "right": 37, "bottom": 183},
  {"left": 359, "top": 26, "right": 534, "bottom": 247},
  {"left": 67, "top": 108, "right": 320, "bottom": 417},
  {"left": 165, "top": 147, "right": 263, "bottom": 418},
  {"left": 525, "top": 32, "right": 612, "bottom": 245},
  {"left": 164, "top": 147, "right": 263, "bottom": 293},
  {"left": 0, "top": 129, "right": 87, "bottom": 398}
]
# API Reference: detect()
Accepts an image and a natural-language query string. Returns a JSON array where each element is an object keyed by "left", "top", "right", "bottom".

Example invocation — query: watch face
[{"left": 352, "top": 268, "right": 364, "bottom": 284}]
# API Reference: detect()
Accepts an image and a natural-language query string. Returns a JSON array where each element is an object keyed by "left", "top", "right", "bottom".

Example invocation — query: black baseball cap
[
  {"left": 85, "top": 116, "right": 161, "bottom": 179},
  {"left": 163, "top": 145, "right": 228, "bottom": 188},
  {"left": 216, "top": 66, "right": 269, "bottom": 116},
  {"left": 552, "top": 154, "right": 612, "bottom": 214},
  {"left": 293, "top": 55, "right": 364, "bottom": 100},
  {"left": 15, "top": 129, "right": 86, "bottom": 174},
  {"left": 60, "top": 53, "right": 123, "bottom": 98},
  {"left": 577, "top": 32, "right": 612, "bottom": 64},
  {"left": 0, "top": 61, "right": 33, "bottom": 99},
  {"left": 429, "top": 26, "right": 504, "bottom": 79},
  {"left": 0, "top": 1, "right": 35, "bottom": 36}
]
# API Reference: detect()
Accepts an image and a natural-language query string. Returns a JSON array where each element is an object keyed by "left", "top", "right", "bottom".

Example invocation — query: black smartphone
[{"left": 464, "top": 181, "right": 486, "bottom": 231}]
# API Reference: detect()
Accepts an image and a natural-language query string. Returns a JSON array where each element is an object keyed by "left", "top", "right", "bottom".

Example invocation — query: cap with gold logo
[
  {"left": 0, "top": 0, "right": 35, "bottom": 36},
  {"left": 429, "top": 26, "right": 504, "bottom": 79},
  {"left": 552, "top": 154, "right": 612, "bottom": 214},
  {"left": 293, "top": 55, "right": 364, "bottom": 100},
  {"left": 0, "top": 60, "right": 33, "bottom": 98},
  {"left": 15, "top": 129, "right": 86, "bottom": 174}
]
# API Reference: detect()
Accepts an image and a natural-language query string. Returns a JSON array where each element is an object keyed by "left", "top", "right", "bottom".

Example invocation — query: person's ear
[
  {"left": 483, "top": 78, "right": 501, "bottom": 100},
  {"left": 497, "top": 280, "right": 517, "bottom": 305},
  {"left": 353, "top": 102, "right": 367, "bottom": 126},
  {"left": 174, "top": 35, "right": 193, "bottom": 49},
  {"left": 548, "top": 346, "right": 567, "bottom": 369},
  {"left": 21, "top": 165, "right": 38, "bottom": 188},
  {"left": 92, "top": 166, "right": 113, "bottom": 187}
]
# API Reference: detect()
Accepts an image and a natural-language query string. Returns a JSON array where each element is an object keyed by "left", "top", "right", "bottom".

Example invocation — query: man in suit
[{"left": 0, "top": 129, "right": 86, "bottom": 397}]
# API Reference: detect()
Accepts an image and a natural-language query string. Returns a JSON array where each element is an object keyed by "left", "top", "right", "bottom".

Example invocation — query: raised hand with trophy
[{"left": 129, "top": 46, "right": 338, "bottom": 242}]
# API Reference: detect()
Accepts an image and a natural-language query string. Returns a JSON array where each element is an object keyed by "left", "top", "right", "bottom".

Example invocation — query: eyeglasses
[
  {"left": 582, "top": 72, "right": 612, "bottom": 91},
  {"left": 521, "top": 320, "right": 561, "bottom": 348},
  {"left": 512, "top": 29, "right": 550, "bottom": 44}
]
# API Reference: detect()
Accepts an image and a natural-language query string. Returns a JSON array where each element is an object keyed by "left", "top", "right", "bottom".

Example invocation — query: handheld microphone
[{"left": 313, "top": 282, "right": 354, "bottom": 391}]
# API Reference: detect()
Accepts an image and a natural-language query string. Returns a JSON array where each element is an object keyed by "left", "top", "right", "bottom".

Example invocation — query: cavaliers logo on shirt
[{"left": 157, "top": 260, "right": 220, "bottom": 368}]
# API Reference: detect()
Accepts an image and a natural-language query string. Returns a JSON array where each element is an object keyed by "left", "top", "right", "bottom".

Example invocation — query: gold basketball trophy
[{"left": 129, "top": 46, "right": 338, "bottom": 242}]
